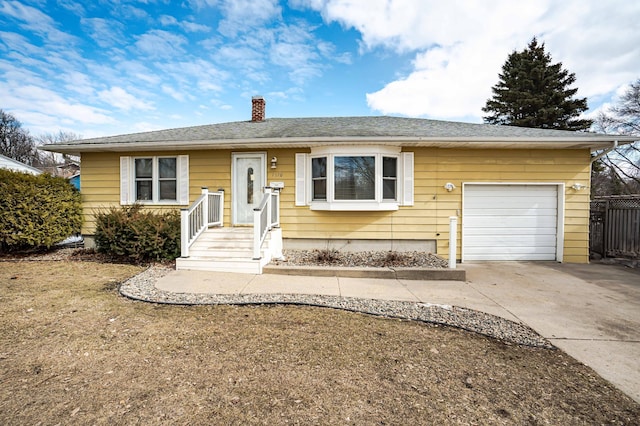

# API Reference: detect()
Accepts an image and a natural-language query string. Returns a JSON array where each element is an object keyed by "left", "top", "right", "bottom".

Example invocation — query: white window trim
[
  {"left": 120, "top": 155, "right": 189, "bottom": 206},
  {"left": 296, "top": 146, "right": 413, "bottom": 211}
]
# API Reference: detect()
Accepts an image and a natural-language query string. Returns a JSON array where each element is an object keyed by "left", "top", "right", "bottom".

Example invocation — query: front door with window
[{"left": 232, "top": 153, "right": 266, "bottom": 225}]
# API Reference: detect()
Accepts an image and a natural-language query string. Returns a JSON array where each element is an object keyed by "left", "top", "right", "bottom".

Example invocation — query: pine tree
[{"left": 482, "top": 38, "right": 592, "bottom": 131}]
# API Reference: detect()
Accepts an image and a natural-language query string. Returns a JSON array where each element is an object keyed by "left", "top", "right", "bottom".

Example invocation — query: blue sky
[{"left": 1, "top": 0, "right": 639, "bottom": 139}]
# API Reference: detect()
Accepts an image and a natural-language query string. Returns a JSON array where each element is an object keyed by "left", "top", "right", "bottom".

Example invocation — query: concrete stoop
[{"left": 262, "top": 265, "right": 466, "bottom": 281}]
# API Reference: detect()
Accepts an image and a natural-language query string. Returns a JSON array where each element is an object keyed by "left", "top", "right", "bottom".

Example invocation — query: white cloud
[
  {"left": 0, "top": 81, "right": 115, "bottom": 129},
  {"left": 114, "top": 60, "right": 162, "bottom": 86},
  {"left": 1, "top": 0, "right": 77, "bottom": 45},
  {"left": 540, "top": 1, "right": 640, "bottom": 101},
  {"left": 181, "top": 21, "right": 212, "bottom": 33},
  {"left": 0, "top": 30, "right": 41, "bottom": 55},
  {"left": 57, "top": 0, "right": 85, "bottom": 16},
  {"left": 60, "top": 70, "right": 95, "bottom": 96},
  {"left": 267, "top": 87, "right": 304, "bottom": 102},
  {"left": 159, "top": 15, "right": 178, "bottom": 25},
  {"left": 159, "top": 59, "right": 228, "bottom": 93},
  {"left": 216, "top": 45, "right": 265, "bottom": 70},
  {"left": 162, "top": 84, "right": 188, "bottom": 102},
  {"left": 135, "top": 30, "right": 188, "bottom": 58},
  {"left": 98, "top": 86, "right": 155, "bottom": 111},
  {"left": 209, "top": 99, "right": 233, "bottom": 110},
  {"left": 117, "top": 4, "right": 149, "bottom": 20},
  {"left": 187, "top": 0, "right": 220, "bottom": 10},
  {"left": 217, "top": 0, "right": 281, "bottom": 37},
  {"left": 160, "top": 14, "right": 212, "bottom": 33},
  {"left": 301, "top": 0, "right": 640, "bottom": 121},
  {"left": 132, "top": 121, "right": 164, "bottom": 132},
  {"left": 81, "top": 17, "right": 125, "bottom": 48},
  {"left": 317, "top": 40, "right": 351, "bottom": 64}
]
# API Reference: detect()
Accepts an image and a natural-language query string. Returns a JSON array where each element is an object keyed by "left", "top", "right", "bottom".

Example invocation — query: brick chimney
[{"left": 251, "top": 96, "right": 265, "bottom": 122}]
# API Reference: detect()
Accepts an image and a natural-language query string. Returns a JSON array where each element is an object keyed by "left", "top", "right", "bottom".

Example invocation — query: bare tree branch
[{"left": 592, "top": 78, "right": 640, "bottom": 195}]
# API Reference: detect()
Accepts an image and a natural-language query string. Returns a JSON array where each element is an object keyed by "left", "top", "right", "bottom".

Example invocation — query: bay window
[
  {"left": 296, "top": 146, "right": 413, "bottom": 211},
  {"left": 334, "top": 156, "right": 375, "bottom": 200}
]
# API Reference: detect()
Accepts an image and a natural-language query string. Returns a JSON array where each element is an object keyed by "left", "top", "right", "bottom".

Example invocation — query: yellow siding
[
  {"left": 279, "top": 147, "right": 591, "bottom": 263},
  {"left": 80, "top": 147, "right": 592, "bottom": 263}
]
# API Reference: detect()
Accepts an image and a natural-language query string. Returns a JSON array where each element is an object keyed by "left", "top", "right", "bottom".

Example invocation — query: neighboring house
[
  {"left": 38, "top": 159, "right": 80, "bottom": 178},
  {"left": 69, "top": 172, "right": 80, "bottom": 190},
  {"left": 0, "top": 154, "right": 42, "bottom": 175},
  {"left": 42, "top": 96, "right": 637, "bottom": 273}
]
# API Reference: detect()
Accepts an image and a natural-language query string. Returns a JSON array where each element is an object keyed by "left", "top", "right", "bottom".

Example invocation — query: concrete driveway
[{"left": 462, "top": 261, "right": 640, "bottom": 404}]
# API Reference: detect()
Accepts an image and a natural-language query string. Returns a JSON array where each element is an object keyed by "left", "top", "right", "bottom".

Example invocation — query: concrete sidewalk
[{"left": 156, "top": 261, "right": 640, "bottom": 403}]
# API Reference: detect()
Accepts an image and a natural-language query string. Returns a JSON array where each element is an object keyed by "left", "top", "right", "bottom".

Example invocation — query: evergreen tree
[{"left": 482, "top": 38, "right": 592, "bottom": 131}]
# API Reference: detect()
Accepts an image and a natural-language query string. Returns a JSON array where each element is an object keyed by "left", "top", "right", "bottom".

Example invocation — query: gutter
[
  {"left": 591, "top": 140, "right": 618, "bottom": 164},
  {"left": 41, "top": 136, "right": 632, "bottom": 156}
]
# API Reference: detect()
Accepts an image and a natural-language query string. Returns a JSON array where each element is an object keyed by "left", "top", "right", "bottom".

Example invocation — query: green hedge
[
  {"left": 0, "top": 169, "right": 82, "bottom": 252},
  {"left": 94, "top": 204, "right": 181, "bottom": 263}
]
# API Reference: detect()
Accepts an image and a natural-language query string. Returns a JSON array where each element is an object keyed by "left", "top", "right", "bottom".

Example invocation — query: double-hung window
[
  {"left": 382, "top": 156, "right": 397, "bottom": 200},
  {"left": 134, "top": 158, "right": 154, "bottom": 201},
  {"left": 296, "top": 146, "right": 413, "bottom": 211},
  {"left": 120, "top": 155, "right": 189, "bottom": 205},
  {"left": 312, "top": 157, "right": 327, "bottom": 201},
  {"left": 157, "top": 157, "right": 177, "bottom": 201}
]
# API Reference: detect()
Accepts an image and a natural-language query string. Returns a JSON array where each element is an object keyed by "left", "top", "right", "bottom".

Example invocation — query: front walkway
[{"left": 120, "top": 261, "right": 640, "bottom": 404}]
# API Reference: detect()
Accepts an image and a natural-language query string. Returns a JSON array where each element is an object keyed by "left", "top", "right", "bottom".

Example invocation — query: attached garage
[{"left": 462, "top": 184, "right": 563, "bottom": 261}]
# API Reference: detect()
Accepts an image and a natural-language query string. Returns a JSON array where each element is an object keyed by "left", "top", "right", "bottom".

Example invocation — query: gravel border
[
  {"left": 120, "top": 265, "right": 553, "bottom": 349},
  {"left": 272, "top": 249, "right": 449, "bottom": 268}
]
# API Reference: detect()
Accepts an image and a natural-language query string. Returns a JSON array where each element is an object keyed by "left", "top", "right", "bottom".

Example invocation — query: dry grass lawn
[{"left": 1, "top": 260, "right": 639, "bottom": 425}]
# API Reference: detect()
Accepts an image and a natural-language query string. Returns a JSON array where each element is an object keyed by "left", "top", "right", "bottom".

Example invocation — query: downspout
[{"left": 591, "top": 140, "right": 618, "bottom": 164}]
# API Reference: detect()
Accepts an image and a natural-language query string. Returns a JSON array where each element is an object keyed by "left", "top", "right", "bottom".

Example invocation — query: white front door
[{"left": 232, "top": 153, "right": 266, "bottom": 225}]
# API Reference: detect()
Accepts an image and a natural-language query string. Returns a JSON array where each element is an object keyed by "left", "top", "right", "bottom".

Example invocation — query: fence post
[
  {"left": 603, "top": 199, "right": 609, "bottom": 258},
  {"left": 449, "top": 216, "right": 457, "bottom": 269}
]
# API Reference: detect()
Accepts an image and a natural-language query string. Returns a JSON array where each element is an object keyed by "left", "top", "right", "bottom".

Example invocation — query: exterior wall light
[
  {"left": 571, "top": 183, "right": 587, "bottom": 190},
  {"left": 444, "top": 182, "right": 456, "bottom": 192},
  {"left": 271, "top": 156, "right": 277, "bottom": 169}
]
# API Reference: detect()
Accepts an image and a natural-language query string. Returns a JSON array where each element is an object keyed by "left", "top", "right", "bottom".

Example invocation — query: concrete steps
[{"left": 176, "top": 228, "right": 272, "bottom": 274}]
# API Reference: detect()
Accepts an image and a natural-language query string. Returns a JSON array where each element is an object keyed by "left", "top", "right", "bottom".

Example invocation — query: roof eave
[{"left": 41, "top": 135, "right": 637, "bottom": 155}]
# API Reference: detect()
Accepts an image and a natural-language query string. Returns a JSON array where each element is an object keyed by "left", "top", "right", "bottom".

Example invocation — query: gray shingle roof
[{"left": 42, "top": 116, "right": 635, "bottom": 153}]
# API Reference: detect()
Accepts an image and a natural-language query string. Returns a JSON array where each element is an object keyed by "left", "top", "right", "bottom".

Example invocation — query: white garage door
[{"left": 463, "top": 184, "right": 559, "bottom": 261}]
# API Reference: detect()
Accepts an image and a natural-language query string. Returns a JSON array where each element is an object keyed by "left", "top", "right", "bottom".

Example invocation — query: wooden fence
[{"left": 590, "top": 195, "right": 640, "bottom": 259}]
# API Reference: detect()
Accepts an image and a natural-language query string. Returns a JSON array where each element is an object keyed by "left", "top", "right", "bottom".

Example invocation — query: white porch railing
[
  {"left": 253, "top": 188, "right": 281, "bottom": 259},
  {"left": 180, "top": 188, "right": 224, "bottom": 257}
]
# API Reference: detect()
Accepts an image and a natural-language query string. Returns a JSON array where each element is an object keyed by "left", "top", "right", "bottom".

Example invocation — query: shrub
[
  {"left": 94, "top": 204, "right": 181, "bottom": 263},
  {"left": 0, "top": 169, "right": 82, "bottom": 252},
  {"left": 315, "top": 248, "right": 340, "bottom": 264}
]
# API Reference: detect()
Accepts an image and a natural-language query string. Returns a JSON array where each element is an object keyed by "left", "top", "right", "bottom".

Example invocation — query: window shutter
[
  {"left": 120, "top": 156, "right": 130, "bottom": 205},
  {"left": 295, "top": 153, "right": 307, "bottom": 206},
  {"left": 401, "top": 152, "right": 414, "bottom": 206},
  {"left": 178, "top": 155, "right": 189, "bottom": 205}
]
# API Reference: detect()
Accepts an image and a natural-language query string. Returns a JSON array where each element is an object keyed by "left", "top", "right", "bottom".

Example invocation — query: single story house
[
  {"left": 42, "top": 97, "right": 636, "bottom": 273},
  {"left": 0, "top": 153, "right": 42, "bottom": 175}
]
